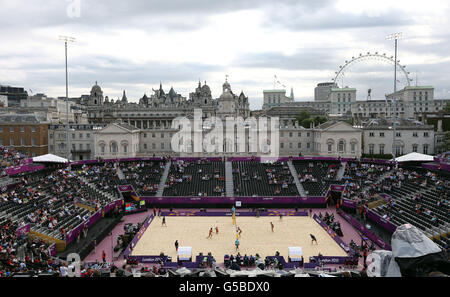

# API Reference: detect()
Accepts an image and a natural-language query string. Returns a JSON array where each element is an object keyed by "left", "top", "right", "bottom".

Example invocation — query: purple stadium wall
[{"left": 337, "top": 209, "right": 392, "bottom": 250}]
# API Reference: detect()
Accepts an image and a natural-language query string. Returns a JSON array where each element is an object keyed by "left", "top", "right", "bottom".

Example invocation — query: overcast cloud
[{"left": 0, "top": 0, "right": 449, "bottom": 109}]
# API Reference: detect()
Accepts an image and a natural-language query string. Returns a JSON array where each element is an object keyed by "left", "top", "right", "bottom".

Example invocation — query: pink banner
[{"left": 16, "top": 224, "right": 31, "bottom": 237}]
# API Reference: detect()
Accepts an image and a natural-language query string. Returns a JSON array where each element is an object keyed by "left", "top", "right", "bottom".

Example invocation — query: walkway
[
  {"left": 156, "top": 161, "right": 171, "bottom": 197},
  {"left": 83, "top": 210, "right": 151, "bottom": 264},
  {"left": 288, "top": 161, "right": 307, "bottom": 196}
]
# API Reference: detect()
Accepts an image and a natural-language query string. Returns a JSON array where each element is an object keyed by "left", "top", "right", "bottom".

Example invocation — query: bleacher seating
[
  {"left": 120, "top": 161, "right": 165, "bottom": 196},
  {"left": 163, "top": 160, "right": 226, "bottom": 196},
  {"left": 371, "top": 169, "right": 449, "bottom": 238},
  {"left": 293, "top": 161, "right": 342, "bottom": 196},
  {"left": 232, "top": 161, "right": 298, "bottom": 196},
  {"left": 75, "top": 163, "right": 121, "bottom": 200},
  {"left": 0, "top": 154, "right": 448, "bottom": 277}
]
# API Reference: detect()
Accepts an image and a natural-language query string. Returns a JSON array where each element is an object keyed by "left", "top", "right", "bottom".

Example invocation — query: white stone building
[
  {"left": 48, "top": 124, "right": 105, "bottom": 161},
  {"left": 262, "top": 89, "right": 294, "bottom": 110},
  {"left": 94, "top": 122, "right": 141, "bottom": 159},
  {"left": 312, "top": 121, "right": 362, "bottom": 158},
  {"left": 278, "top": 85, "right": 449, "bottom": 120},
  {"left": 362, "top": 118, "right": 435, "bottom": 156}
]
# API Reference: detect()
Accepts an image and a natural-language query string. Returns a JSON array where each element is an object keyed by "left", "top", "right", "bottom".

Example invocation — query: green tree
[
  {"left": 301, "top": 118, "right": 313, "bottom": 128},
  {"left": 296, "top": 110, "right": 312, "bottom": 128},
  {"left": 437, "top": 131, "right": 450, "bottom": 152},
  {"left": 296, "top": 110, "right": 310, "bottom": 123},
  {"left": 444, "top": 102, "right": 450, "bottom": 113},
  {"left": 296, "top": 111, "right": 328, "bottom": 128},
  {"left": 313, "top": 116, "right": 327, "bottom": 126}
]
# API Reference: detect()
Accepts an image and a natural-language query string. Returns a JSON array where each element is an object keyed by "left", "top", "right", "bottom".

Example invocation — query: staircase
[
  {"left": 287, "top": 161, "right": 307, "bottom": 197},
  {"left": 336, "top": 162, "right": 347, "bottom": 181},
  {"left": 225, "top": 161, "right": 234, "bottom": 197},
  {"left": 156, "top": 161, "right": 171, "bottom": 197},
  {"left": 117, "top": 167, "right": 125, "bottom": 180}
]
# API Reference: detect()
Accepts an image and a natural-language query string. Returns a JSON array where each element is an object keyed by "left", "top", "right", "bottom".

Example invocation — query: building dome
[
  {"left": 220, "top": 77, "right": 233, "bottom": 100},
  {"left": 223, "top": 81, "right": 231, "bottom": 92},
  {"left": 201, "top": 83, "right": 211, "bottom": 93},
  {"left": 89, "top": 81, "right": 104, "bottom": 106},
  {"left": 220, "top": 89, "right": 234, "bottom": 101},
  {"left": 90, "top": 82, "right": 102, "bottom": 96}
]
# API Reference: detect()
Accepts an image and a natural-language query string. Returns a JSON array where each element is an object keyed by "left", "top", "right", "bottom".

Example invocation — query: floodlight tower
[
  {"left": 59, "top": 36, "right": 76, "bottom": 166},
  {"left": 386, "top": 32, "right": 402, "bottom": 159}
]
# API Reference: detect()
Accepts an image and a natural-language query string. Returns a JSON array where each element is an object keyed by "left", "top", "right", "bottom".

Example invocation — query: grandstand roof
[
  {"left": 394, "top": 152, "right": 434, "bottom": 162},
  {"left": 32, "top": 153, "right": 68, "bottom": 163}
]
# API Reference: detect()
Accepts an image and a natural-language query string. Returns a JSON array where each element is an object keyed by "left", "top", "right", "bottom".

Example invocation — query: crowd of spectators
[
  {"left": 297, "top": 162, "right": 340, "bottom": 182},
  {"left": 225, "top": 253, "right": 258, "bottom": 270},
  {"left": 164, "top": 160, "right": 194, "bottom": 195},
  {"left": 378, "top": 170, "right": 449, "bottom": 224},
  {"left": 0, "top": 218, "right": 56, "bottom": 277},
  {"left": 1, "top": 177, "right": 44, "bottom": 205},
  {"left": 341, "top": 162, "right": 394, "bottom": 203},
  {"left": 26, "top": 170, "right": 92, "bottom": 233},
  {"left": 77, "top": 163, "right": 121, "bottom": 195},
  {"left": 120, "top": 161, "right": 165, "bottom": 196},
  {"left": 0, "top": 146, "right": 27, "bottom": 178}
]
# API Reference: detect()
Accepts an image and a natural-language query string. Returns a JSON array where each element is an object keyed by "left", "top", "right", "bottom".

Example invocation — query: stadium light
[
  {"left": 59, "top": 36, "right": 76, "bottom": 166},
  {"left": 386, "top": 32, "right": 403, "bottom": 160}
]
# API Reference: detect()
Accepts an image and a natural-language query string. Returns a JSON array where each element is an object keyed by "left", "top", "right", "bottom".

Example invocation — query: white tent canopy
[
  {"left": 177, "top": 246, "right": 192, "bottom": 261},
  {"left": 32, "top": 154, "right": 69, "bottom": 164},
  {"left": 394, "top": 152, "right": 434, "bottom": 163}
]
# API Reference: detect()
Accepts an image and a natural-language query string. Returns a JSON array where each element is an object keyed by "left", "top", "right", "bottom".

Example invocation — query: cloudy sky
[{"left": 1, "top": 0, "right": 449, "bottom": 109}]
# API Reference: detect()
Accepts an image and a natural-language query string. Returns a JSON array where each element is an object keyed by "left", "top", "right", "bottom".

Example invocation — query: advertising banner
[{"left": 16, "top": 224, "right": 31, "bottom": 237}]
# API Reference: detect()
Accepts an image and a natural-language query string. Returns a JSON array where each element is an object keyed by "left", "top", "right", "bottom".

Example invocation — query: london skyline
[{"left": 1, "top": 0, "right": 450, "bottom": 110}]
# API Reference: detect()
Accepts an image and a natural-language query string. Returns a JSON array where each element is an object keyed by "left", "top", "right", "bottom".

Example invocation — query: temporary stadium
[{"left": 1, "top": 147, "right": 449, "bottom": 277}]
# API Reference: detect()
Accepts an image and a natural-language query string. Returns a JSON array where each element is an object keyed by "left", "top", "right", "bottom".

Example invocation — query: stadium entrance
[{"left": 119, "top": 185, "right": 146, "bottom": 215}]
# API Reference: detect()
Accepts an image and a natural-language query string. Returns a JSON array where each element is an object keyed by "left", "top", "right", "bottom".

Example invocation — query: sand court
[{"left": 131, "top": 215, "right": 347, "bottom": 261}]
